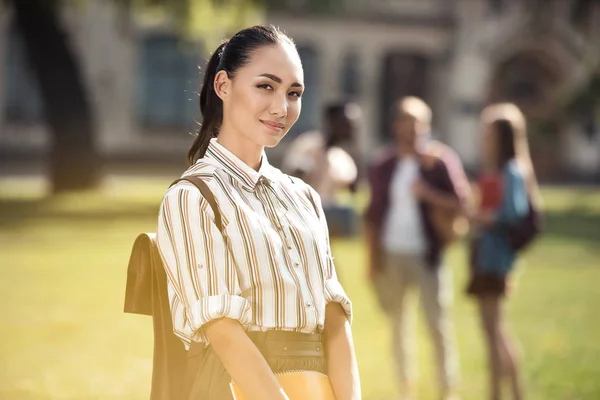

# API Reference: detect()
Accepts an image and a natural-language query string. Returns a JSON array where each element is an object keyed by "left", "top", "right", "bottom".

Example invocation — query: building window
[
  {"left": 136, "top": 33, "right": 201, "bottom": 131},
  {"left": 3, "top": 26, "right": 44, "bottom": 124},
  {"left": 379, "top": 52, "right": 430, "bottom": 140},
  {"left": 290, "top": 45, "right": 320, "bottom": 136},
  {"left": 488, "top": 0, "right": 506, "bottom": 15},
  {"left": 340, "top": 50, "right": 360, "bottom": 99}
]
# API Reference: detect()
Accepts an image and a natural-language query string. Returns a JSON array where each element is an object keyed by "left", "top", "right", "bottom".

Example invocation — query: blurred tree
[
  {"left": 7, "top": 0, "right": 100, "bottom": 194},
  {"left": 129, "top": 0, "right": 263, "bottom": 47},
  {"left": 4, "top": 0, "right": 262, "bottom": 193},
  {"left": 561, "top": 0, "right": 600, "bottom": 139},
  {"left": 263, "top": 0, "right": 340, "bottom": 14},
  {"left": 563, "top": 70, "right": 600, "bottom": 139}
]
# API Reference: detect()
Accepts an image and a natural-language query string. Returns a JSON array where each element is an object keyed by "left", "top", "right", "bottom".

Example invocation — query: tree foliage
[{"left": 126, "top": 0, "right": 265, "bottom": 48}]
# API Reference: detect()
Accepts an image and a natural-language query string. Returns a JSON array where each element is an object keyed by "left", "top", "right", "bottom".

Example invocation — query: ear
[{"left": 214, "top": 70, "right": 230, "bottom": 101}]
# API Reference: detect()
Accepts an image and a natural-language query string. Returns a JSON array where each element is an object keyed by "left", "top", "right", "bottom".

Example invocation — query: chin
[
  {"left": 260, "top": 131, "right": 286, "bottom": 148},
  {"left": 263, "top": 137, "right": 283, "bottom": 148}
]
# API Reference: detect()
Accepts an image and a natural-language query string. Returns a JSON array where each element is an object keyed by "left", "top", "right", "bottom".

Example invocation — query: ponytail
[{"left": 187, "top": 42, "right": 228, "bottom": 165}]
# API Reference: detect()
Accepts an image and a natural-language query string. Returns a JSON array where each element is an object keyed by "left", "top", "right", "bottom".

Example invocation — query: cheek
[
  {"left": 232, "top": 87, "right": 264, "bottom": 122},
  {"left": 288, "top": 100, "right": 301, "bottom": 123}
]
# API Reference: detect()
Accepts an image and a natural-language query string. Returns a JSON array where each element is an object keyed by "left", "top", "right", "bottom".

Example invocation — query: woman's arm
[
  {"left": 304, "top": 183, "right": 360, "bottom": 398},
  {"left": 324, "top": 303, "right": 362, "bottom": 400},
  {"left": 205, "top": 318, "right": 289, "bottom": 400}
]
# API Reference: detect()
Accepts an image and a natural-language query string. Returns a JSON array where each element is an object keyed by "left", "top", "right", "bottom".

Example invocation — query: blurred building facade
[{"left": 1, "top": 0, "right": 599, "bottom": 179}]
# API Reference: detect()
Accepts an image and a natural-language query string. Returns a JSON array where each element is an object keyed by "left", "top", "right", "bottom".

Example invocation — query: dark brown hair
[
  {"left": 187, "top": 25, "right": 295, "bottom": 165},
  {"left": 491, "top": 118, "right": 517, "bottom": 169}
]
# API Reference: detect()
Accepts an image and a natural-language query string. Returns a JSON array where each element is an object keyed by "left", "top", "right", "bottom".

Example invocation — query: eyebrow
[{"left": 259, "top": 73, "right": 303, "bottom": 88}]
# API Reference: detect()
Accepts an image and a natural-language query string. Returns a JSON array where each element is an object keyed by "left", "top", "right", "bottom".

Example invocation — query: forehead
[
  {"left": 396, "top": 110, "right": 419, "bottom": 122},
  {"left": 241, "top": 43, "right": 304, "bottom": 83}
]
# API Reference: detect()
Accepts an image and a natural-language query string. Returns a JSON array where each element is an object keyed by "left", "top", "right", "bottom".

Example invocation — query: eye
[
  {"left": 289, "top": 91, "right": 303, "bottom": 99},
  {"left": 257, "top": 84, "right": 273, "bottom": 91}
]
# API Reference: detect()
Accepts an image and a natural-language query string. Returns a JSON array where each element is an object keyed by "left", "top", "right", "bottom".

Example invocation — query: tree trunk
[{"left": 9, "top": 0, "right": 101, "bottom": 193}]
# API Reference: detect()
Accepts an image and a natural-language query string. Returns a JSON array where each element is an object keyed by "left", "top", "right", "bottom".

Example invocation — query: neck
[
  {"left": 216, "top": 126, "right": 264, "bottom": 171},
  {"left": 396, "top": 143, "right": 417, "bottom": 157}
]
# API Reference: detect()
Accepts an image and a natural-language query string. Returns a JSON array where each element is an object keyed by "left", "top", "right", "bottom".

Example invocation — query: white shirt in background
[
  {"left": 382, "top": 156, "right": 427, "bottom": 254},
  {"left": 281, "top": 131, "right": 357, "bottom": 205}
]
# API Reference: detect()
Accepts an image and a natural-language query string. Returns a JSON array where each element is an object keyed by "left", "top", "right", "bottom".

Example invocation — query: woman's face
[{"left": 217, "top": 43, "right": 304, "bottom": 149}]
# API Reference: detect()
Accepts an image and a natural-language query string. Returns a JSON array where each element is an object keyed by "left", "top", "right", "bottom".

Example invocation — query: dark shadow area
[
  {"left": 0, "top": 198, "right": 159, "bottom": 229},
  {"left": 542, "top": 209, "right": 600, "bottom": 245}
]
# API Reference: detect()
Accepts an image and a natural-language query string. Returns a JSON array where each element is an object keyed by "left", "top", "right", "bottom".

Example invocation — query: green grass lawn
[{"left": 1, "top": 177, "right": 599, "bottom": 400}]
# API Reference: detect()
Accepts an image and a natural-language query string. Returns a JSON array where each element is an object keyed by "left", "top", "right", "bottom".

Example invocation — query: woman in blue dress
[{"left": 467, "top": 103, "right": 541, "bottom": 400}]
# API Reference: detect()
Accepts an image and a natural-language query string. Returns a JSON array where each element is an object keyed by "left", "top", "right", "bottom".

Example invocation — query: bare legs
[{"left": 477, "top": 296, "right": 523, "bottom": 400}]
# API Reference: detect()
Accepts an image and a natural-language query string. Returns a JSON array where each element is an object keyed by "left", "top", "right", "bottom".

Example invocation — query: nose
[{"left": 269, "top": 92, "right": 288, "bottom": 118}]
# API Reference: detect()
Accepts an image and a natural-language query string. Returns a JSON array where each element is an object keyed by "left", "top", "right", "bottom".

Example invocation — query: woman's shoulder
[
  {"left": 164, "top": 160, "right": 221, "bottom": 198},
  {"left": 503, "top": 160, "right": 527, "bottom": 189},
  {"left": 504, "top": 159, "right": 525, "bottom": 178}
]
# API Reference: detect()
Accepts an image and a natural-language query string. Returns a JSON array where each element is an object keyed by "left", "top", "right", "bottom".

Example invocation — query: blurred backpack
[
  {"left": 508, "top": 197, "right": 542, "bottom": 252},
  {"left": 420, "top": 142, "right": 469, "bottom": 247},
  {"left": 123, "top": 176, "right": 221, "bottom": 400}
]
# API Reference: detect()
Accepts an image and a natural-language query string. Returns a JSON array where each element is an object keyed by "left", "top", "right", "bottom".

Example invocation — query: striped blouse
[{"left": 156, "top": 139, "right": 352, "bottom": 348}]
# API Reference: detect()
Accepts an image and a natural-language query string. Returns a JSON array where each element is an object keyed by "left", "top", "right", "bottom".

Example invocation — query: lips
[{"left": 260, "top": 120, "right": 285, "bottom": 133}]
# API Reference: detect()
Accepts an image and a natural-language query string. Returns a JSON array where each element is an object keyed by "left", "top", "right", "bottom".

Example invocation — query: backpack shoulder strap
[{"left": 170, "top": 176, "right": 223, "bottom": 232}]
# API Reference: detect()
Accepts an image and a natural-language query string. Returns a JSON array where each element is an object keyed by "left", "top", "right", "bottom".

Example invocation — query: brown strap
[{"left": 170, "top": 177, "right": 223, "bottom": 232}]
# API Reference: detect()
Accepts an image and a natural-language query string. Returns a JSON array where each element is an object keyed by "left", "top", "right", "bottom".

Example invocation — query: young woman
[
  {"left": 467, "top": 103, "right": 541, "bottom": 400},
  {"left": 155, "top": 25, "right": 361, "bottom": 400}
]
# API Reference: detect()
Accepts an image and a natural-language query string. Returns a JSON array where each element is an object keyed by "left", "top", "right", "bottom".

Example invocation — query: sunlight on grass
[{"left": 1, "top": 178, "right": 599, "bottom": 399}]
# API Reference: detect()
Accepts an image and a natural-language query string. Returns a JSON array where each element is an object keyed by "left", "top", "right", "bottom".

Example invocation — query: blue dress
[{"left": 476, "top": 160, "right": 529, "bottom": 276}]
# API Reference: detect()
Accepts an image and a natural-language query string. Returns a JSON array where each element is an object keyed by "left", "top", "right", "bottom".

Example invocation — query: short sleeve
[
  {"left": 156, "top": 182, "right": 251, "bottom": 346},
  {"left": 306, "top": 185, "right": 353, "bottom": 323}
]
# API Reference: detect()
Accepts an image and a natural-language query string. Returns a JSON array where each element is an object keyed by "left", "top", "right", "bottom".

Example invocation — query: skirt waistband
[{"left": 246, "top": 330, "right": 324, "bottom": 358}]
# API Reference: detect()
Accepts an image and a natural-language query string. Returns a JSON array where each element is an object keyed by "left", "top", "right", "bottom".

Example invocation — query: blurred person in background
[
  {"left": 467, "top": 103, "right": 541, "bottom": 400},
  {"left": 156, "top": 25, "right": 360, "bottom": 400},
  {"left": 282, "top": 102, "right": 361, "bottom": 238},
  {"left": 364, "top": 97, "right": 470, "bottom": 400}
]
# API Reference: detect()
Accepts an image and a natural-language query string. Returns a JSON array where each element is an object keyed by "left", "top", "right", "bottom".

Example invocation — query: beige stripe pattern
[{"left": 157, "top": 139, "right": 352, "bottom": 348}]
